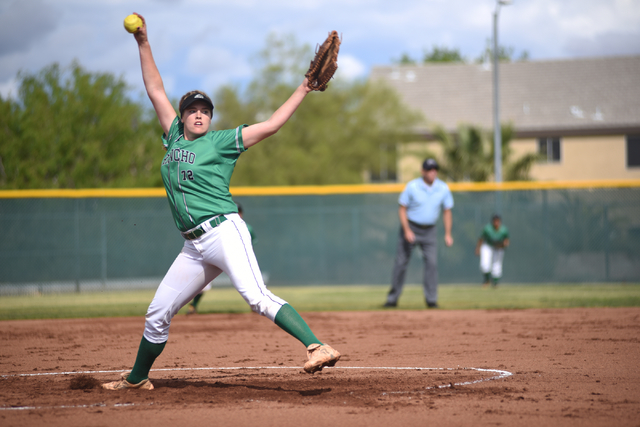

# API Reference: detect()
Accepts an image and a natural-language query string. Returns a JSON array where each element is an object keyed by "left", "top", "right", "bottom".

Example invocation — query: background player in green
[
  {"left": 187, "top": 203, "right": 255, "bottom": 315},
  {"left": 475, "top": 214, "right": 510, "bottom": 287},
  {"left": 102, "top": 13, "right": 340, "bottom": 390}
]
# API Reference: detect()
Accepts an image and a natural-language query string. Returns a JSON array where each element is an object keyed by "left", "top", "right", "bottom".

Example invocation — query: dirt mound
[{"left": 1, "top": 308, "right": 639, "bottom": 426}]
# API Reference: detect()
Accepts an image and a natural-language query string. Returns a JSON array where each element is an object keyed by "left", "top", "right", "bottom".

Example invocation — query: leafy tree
[
  {"left": 433, "top": 125, "right": 492, "bottom": 181},
  {"left": 422, "top": 46, "right": 464, "bottom": 63},
  {"left": 0, "top": 62, "right": 164, "bottom": 189},
  {"left": 475, "top": 39, "right": 530, "bottom": 63},
  {"left": 394, "top": 53, "right": 417, "bottom": 65},
  {"left": 431, "top": 123, "right": 539, "bottom": 182},
  {"left": 393, "top": 46, "right": 464, "bottom": 65},
  {"left": 214, "top": 34, "right": 424, "bottom": 186},
  {"left": 393, "top": 44, "right": 525, "bottom": 66}
]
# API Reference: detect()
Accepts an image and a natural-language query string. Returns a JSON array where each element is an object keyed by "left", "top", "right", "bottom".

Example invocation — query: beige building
[{"left": 370, "top": 56, "right": 640, "bottom": 182}]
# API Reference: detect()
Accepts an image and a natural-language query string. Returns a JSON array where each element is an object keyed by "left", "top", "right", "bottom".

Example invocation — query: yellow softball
[{"left": 123, "top": 14, "right": 142, "bottom": 34}]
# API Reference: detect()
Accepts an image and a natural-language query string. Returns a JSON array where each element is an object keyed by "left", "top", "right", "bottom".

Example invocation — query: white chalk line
[
  {"left": 0, "top": 403, "right": 140, "bottom": 412},
  {"left": 0, "top": 366, "right": 512, "bottom": 411}
]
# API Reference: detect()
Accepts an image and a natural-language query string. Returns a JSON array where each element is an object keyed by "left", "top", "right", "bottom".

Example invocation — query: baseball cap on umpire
[
  {"left": 180, "top": 93, "right": 214, "bottom": 117},
  {"left": 422, "top": 158, "right": 439, "bottom": 170}
]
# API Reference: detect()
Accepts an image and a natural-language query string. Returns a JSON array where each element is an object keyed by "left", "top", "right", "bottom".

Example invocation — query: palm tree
[{"left": 432, "top": 123, "right": 539, "bottom": 182}]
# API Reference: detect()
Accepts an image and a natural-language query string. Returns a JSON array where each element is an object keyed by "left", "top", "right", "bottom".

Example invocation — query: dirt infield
[{"left": 1, "top": 308, "right": 639, "bottom": 426}]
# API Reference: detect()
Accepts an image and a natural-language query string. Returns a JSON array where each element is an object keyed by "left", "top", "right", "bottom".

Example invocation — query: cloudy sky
[{"left": 1, "top": 0, "right": 639, "bottom": 101}]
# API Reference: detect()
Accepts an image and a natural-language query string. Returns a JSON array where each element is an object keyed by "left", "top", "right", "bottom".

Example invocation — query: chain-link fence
[{"left": 2, "top": 185, "right": 639, "bottom": 295}]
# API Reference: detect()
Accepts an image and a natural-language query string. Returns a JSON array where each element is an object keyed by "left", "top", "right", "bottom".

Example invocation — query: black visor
[{"left": 180, "top": 93, "right": 214, "bottom": 117}]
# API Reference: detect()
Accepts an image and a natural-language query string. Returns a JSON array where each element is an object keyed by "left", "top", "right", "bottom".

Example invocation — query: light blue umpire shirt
[{"left": 398, "top": 177, "right": 454, "bottom": 226}]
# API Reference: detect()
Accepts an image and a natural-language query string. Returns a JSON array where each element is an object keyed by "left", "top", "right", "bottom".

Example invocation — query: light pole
[{"left": 492, "top": 0, "right": 511, "bottom": 184}]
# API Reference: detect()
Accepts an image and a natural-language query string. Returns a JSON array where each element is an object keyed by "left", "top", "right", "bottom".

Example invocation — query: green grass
[{"left": 1, "top": 283, "right": 639, "bottom": 321}]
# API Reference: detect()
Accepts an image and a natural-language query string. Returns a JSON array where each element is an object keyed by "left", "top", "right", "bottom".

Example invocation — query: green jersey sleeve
[{"left": 162, "top": 116, "right": 184, "bottom": 150}]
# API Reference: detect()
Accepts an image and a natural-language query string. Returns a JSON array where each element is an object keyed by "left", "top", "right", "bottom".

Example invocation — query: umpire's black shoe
[
  {"left": 426, "top": 301, "right": 439, "bottom": 309},
  {"left": 383, "top": 302, "right": 397, "bottom": 308}
]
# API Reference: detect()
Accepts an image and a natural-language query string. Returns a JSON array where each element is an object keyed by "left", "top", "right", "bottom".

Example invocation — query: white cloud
[
  {"left": 0, "top": 77, "right": 19, "bottom": 100},
  {"left": 565, "top": 30, "right": 640, "bottom": 57},
  {"left": 1, "top": 0, "right": 639, "bottom": 102},
  {"left": 336, "top": 54, "right": 366, "bottom": 80},
  {"left": 183, "top": 45, "right": 252, "bottom": 95},
  {"left": 503, "top": 0, "right": 640, "bottom": 59},
  {"left": 0, "top": 0, "right": 59, "bottom": 55},
  {"left": 185, "top": 46, "right": 249, "bottom": 77}
]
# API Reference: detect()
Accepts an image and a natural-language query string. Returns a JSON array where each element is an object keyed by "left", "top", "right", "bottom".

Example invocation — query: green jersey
[
  {"left": 480, "top": 223, "right": 509, "bottom": 247},
  {"left": 161, "top": 117, "right": 247, "bottom": 232}
]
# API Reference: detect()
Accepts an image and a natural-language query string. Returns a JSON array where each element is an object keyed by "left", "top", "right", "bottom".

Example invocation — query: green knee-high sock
[
  {"left": 127, "top": 336, "right": 166, "bottom": 384},
  {"left": 191, "top": 292, "right": 204, "bottom": 308},
  {"left": 274, "top": 304, "right": 321, "bottom": 348},
  {"left": 483, "top": 272, "right": 491, "bottom": 283}
]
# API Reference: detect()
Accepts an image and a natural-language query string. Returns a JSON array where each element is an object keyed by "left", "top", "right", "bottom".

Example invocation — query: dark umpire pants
[{"left": 387, "top": 221, "right": 438, "bottom": 306}]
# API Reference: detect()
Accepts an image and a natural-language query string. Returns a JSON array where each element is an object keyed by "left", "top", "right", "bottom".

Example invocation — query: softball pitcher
[
  {"left": 102, "top": 14, "right": 340, "bottom": 390},
  {"left": 475, "top": 214, "right": 510, "bottom": 288}
]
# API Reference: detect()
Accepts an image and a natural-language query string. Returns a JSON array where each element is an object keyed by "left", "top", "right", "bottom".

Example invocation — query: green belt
[{"left": 181, "top": 216, "right": 227, "bottom": 240}]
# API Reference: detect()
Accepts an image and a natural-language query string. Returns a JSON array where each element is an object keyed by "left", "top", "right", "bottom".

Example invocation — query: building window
[
  {"left": 627, "top": 135, "right": 640, "bottom": 167},
  {"left": 538, "top": 137, "right": 561, "bottom": 163}
]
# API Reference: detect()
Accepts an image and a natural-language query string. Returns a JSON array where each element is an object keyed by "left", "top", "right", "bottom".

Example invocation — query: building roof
[{"left": 369, "top": 56, "right": 640, "bottom": 137}]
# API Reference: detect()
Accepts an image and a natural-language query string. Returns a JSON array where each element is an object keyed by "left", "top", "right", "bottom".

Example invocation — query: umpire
[{"left": 384, "top": 159, "right": 454, "bottom": 308}]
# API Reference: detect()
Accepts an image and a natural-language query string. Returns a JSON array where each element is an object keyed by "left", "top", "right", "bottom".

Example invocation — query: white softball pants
[
  {"left": 479, "top": 243, "right": 504, "bottom": 278},
  {"left": 144, "top": 213, "right": 286, "bottom": 343}
]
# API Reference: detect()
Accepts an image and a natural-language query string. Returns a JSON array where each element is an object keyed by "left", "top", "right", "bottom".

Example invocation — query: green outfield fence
[{"left": 1, "top": 181, "right": 639, "bottom": 295}]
